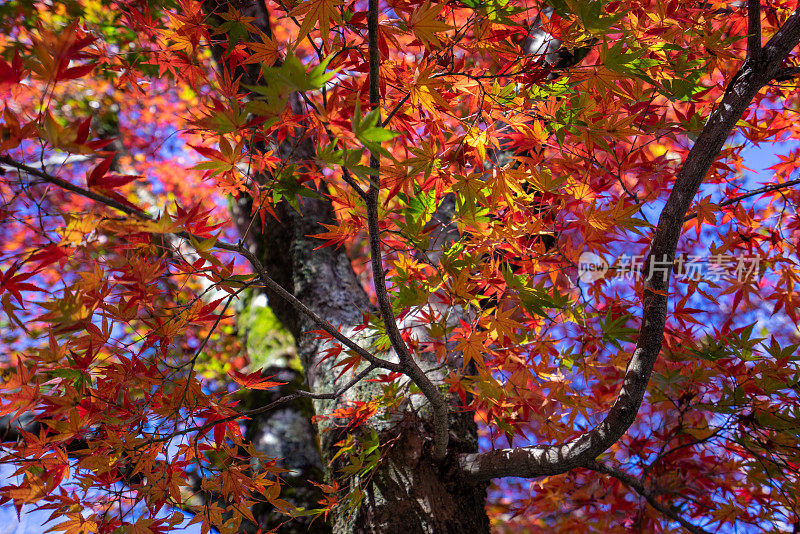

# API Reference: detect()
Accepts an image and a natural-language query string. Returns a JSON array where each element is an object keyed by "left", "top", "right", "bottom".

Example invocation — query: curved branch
[
  {"left": 583, "top": 460, "right": 711, "bottom": 534},
  {"left": 456, "top": 6, "right": 800, "bottom": 481},
  {"left": 364, "top": 0, "right": 450, "bottom": 460}
]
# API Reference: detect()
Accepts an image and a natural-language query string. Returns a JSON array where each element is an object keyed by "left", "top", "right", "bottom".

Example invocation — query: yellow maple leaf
[
  {"left": 488, "top": 306, "right": 521, "bottom": 343},
  {"left": 59, "top": 213, "right": 100, "bottom": 246},
  {"left": 585, "top": 202, "right": 611, "bottom": 231},
  {"left": 408, "top": 64, "right": 449, "bottom": 114}
]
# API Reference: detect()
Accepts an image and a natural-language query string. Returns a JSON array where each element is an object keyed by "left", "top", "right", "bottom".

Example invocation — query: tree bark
[
  {"left": 236, "top": 189, "right": 489, "bottom": 533},
  {"left": 202, "top": 1, "right": 489, "bottom": 531}
]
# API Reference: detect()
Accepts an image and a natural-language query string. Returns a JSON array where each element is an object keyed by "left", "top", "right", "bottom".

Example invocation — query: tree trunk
[
  {"left": 201, "top": 2, "right": 490, "bottom": 530},
  {"left": 236, "top": 190, "right": 489, "bottom": 532}
]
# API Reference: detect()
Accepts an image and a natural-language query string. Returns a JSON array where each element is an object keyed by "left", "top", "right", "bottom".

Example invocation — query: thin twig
[
  {"left": 684, "top": 177, "right": 800, "bottom": 222},
  {"left": 135, "top": 363, "right": 379, "bottom": 449},
  {"left": 1, "top": 154, "right": 149, "bottom": 220},
  {"left": 584, "top": 460, "right": 712, "bottom": 534},
  {"left": 381, "top": 92, "right": 411, "bottom": 127}
]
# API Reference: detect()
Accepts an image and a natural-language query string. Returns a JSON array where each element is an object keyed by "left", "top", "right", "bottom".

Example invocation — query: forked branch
[{"left": 0, "top": 154, "right": 401, "bottom": 374}]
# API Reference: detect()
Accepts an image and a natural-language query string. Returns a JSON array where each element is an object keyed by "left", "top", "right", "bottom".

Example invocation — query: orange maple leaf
[
  {"left": 288, "top": 0, "right": 343, "bottom": 49},
  {"left": 406, "top": 2, "right": 452, "bottom": 50}
]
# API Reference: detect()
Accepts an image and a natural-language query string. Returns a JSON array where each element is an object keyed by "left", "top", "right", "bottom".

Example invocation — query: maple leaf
[
  {"left": 28, "top": 20, "right": 97, "bottom": 83},
  {"left": 211, "top": 6, "right": 258, "bottom": 48},
  {"left": 0, "top": 50, "right": 26, "bottom": 97},
  {"left": 404, "top": 141, "right": 441, "bottom": 179},
  {"left": 454, "top": 320, "right": 489, "bottom": 367},
  {"left": 228, "top": 370, "right": 287, "bottom": 390},
  {"left": 406, "top": 2, "right": 453, "bottom": 50},
  {"left": 690, "top": 195, "right": 720, "bottom": 236},
  {"left": 465, "top": 127, "right": 497, "bottom": 163},
  {"left": 408, "top": 63, "right": 449, "bottom": 114},
  {"left": 84, "top": 156, "right": 141, "bottom": 209},
  {"left": 330, "top": 401, "right": 379, "bottom": 428},
  {"left": 0, "top": 263, "right": 42, "bottom": 306},
  {"left": 288, "top": 0, "right": 344, "bottom": 49},
  {"left": 244, "top": 31, "right": 280, "bottom": 67}
]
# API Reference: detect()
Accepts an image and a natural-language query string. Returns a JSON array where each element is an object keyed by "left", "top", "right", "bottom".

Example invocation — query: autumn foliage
[{"left": 2, "top": 0, "right": 800, "bottom": 532}]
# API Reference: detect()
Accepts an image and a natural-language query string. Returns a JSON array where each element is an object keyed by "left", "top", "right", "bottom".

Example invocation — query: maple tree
[{"left": 2, "top": 0, "right": 800, "bottom": 531}]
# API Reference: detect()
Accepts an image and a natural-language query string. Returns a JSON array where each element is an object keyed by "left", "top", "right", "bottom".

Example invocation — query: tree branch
[
  {"left": 583, "top": 460, "right": 711, "bottom": 534},
  {"left": 0, "top": 154, "right": 401, "bottom": 374},
  {"left": 0, "top": 154, "right": 149, "bottom": 220},
  {"left": 137, "top": 364, "right": 381, "bottom": 448},
  {"left": 684, "top": 177, "right": 800, "bottom": 222},
  {"left": 363, "top": 0, "right": 450, "bottom": 461},
  {"left": 456, "top": 6, "right": 800, "bottom": 481},
  {"left": 747, "top": 0, "right": 762, "bottom": 63}
]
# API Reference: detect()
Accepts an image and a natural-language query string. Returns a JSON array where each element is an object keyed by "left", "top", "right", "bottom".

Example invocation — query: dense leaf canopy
[{"left": 2, "top": 0, "right": 800, "bottom": 532}]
